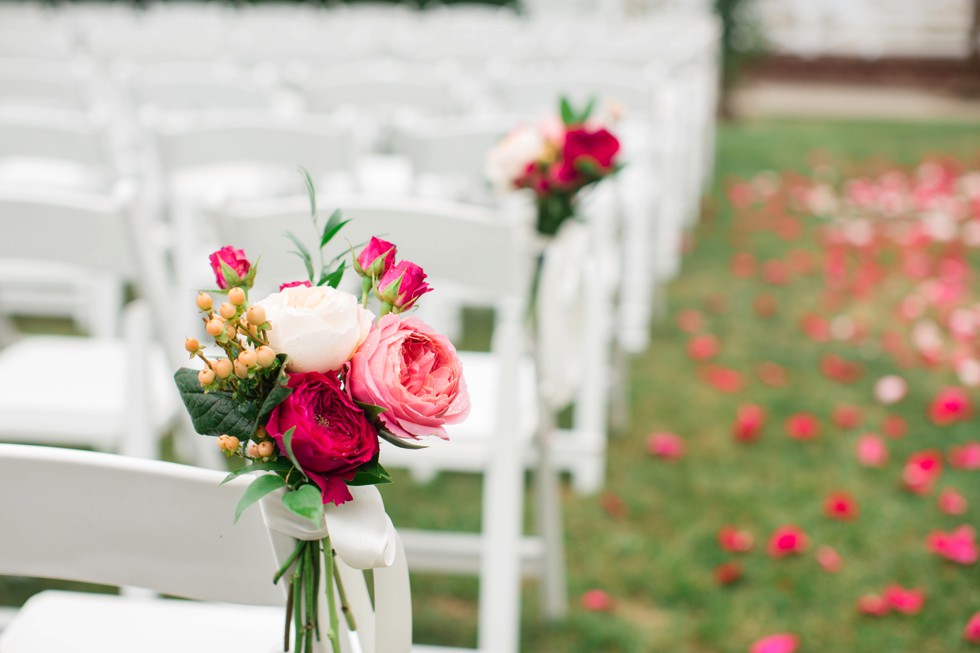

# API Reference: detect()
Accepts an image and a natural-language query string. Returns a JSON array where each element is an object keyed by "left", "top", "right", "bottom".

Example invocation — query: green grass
[{"left": 384, "top": 119, "right": 980, "bottom": 652}]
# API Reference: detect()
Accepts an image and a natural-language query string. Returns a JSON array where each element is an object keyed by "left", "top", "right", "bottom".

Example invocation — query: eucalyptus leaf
[
  {"left": 318, "top": 261, "right": 346, "bottom": 289},
  {"left": 299, "top": 166, "right": 317, "bottom": 222},
  {"left": 378, "top": 428, "right": 428, "bottom": 450},
  {"left": 221, "top": 459, "right": 293, "bottom": 485},
  {"left": 234, "top": 474, "right": 286, "bottom": 523},
  {"left": 282, "top": 484, "right": 324, "bottom": 526},
  {"left": 285, "top": 232, "right": 315, "bottom": 282},
  {"left": 174, "top": 368, "right": 260, "bottom": 440},
  {"left": 559, "top": 96, "right": 574, "bottom": 126}
]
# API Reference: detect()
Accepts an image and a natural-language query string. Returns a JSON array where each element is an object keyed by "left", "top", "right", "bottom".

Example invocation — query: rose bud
[
  {"left": 355, "top": 236, "right": 397, "bottom": 279},
  {"left": 209, "top": 246, "right": 251, "bottom": 290},
  {"left": 234, "top": 359, "right": 248, "bottom": 379},
  {"left": 196, "top": 292, "right": 213, "bottom": 311},
  {"left": 227, "top": 287, "right": 246, "bottom": 306},
  {"left": 205, "top": 317, "right": 225, "bottom": 337},
  {"left": 212, "top": 358, "right": 233, "bottom": 379},
  {"left": 246, "top": 305, "right": 267, "bottom": 326},
  {"left": 219, "top": 302, "right": 237, "bottom": 320},
  {"left": 257, "top": 441, "right": 275, "bottom": 458},
  {"left": 184, "top": 337, "right": 200, "bottom": 353},
  {"left": 238, "top": 349, "right": 257, "bottom": 368},
  {"left": 378, "top": 260, "right": 432, "bottom": 313},
  {"left": 197, "top": 366, "right": 215, "bottom": 385},
  {"left": 255, "top": 345, "right": 277, "bottom": 368}
]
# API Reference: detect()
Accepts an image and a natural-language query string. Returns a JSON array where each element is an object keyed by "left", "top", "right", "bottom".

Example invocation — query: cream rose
[
  {"left": 484, "top": 124, "right": 546, "bottom": 191},
  {"left": 256, "top": 285, "right": 374, "bottom": 373}
]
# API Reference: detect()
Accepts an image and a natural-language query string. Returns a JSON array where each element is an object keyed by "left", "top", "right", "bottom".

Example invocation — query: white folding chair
[
  {"left": 208, "top": 194, "right": 542, "bottom": 653},
  {"left": 0, "top": 184, "right": 178, "bottom": 461},
  {"left": 0, "top": 443, "right": 412, "bottom": 653}
]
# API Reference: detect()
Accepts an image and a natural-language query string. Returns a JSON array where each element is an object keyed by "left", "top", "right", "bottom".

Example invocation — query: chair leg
[{"left": 534, "top": 414, "right": 568, "bottom": 620}]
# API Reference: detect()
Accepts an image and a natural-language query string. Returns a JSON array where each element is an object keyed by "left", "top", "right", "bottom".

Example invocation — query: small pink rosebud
[
  {"left": 209, "top": 246, "right": 251, "bottom": 290},
  {"left": 378, "top": 260, "right": 432, "bottom": 312},
  {"left": 356, "top": 237, "right": 397, "bottom": 279}
]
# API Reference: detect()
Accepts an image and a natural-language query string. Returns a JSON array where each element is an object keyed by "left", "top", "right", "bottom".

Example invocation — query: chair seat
[
  {"left": 0, "top": 336, "right": 177, "bottom": 448},
  {"left": 0, "top": 591, "right": 283, "bottom": 653},
  {"left": 0, "top": 159, "right": 107, "bottom": 193},
  {"left": 379, "top": 351, "right": 537, "bottom": 472}
]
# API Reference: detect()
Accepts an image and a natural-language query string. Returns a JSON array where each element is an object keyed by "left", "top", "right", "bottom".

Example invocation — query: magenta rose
[
  {"left": 209, "top": 246, "right": 251, "bottom": 290},
  {"left": 279, "top": 280, "right": 312, "bottom": 291},
  {"left": 563, "top": 127, "right": 620, "bottom": 174},
  {"left": 265, "top": 371, "right": 379, "bottom": 505},
  {"left": 378, "top": 260, "right": 432, "bottom": 312},
  {"left": 348, "top": 314, "right": 469, "bottom": 439},
  {"left": 356, "top": 237, "right": 397, "bottom": 279}
]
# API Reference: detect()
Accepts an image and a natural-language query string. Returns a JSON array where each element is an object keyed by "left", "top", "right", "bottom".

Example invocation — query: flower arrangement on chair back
[
  {"left": 485, "top": 96, "right": 622, "bottom": 236},
  {"left": 173, "top": 171, "right": 468, "bottom": 653}
]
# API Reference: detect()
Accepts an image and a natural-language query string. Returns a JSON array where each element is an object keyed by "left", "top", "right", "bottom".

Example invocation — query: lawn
[{"left": 384, "top": 119, "right": 980, "bottom": 652}]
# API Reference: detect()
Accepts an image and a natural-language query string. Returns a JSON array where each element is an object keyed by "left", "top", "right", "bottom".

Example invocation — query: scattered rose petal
[
  {"left": 824, "top": 491, "right": 859, "bottom": 521},
  {"left": 817, "top": 546, "right": 842, "bottom": 573},
  {"left": 785, "top": 413, "right": 820, "bottom": 440},
  {"left": 882, "top": 415, "right": 908, "bottom": 438},
  {"left": 714, "top": 560, "right": 744, "bottom": 585},
  {"left": 874, "top": 375, "right": 908, "bottom": 405},
  {"left": 801, "top": 314, "right": 831, "bottom": 342},
  {"left": 964, "top": 612, "right": 980, "bottom": 643},
  {"left": 733, "top": 404, "right": 766, "bottom": 443},
  {"left": 731, "top": 251, "right": 757, "bottom": 278},
  {"left": 718, "top": 526, "right": 755, "bottom": 553},
  {"left": 884, "top": 584, "right": 926, "bottom": 614},
  {"left": 929, "top": 386, "right": 973, "bottom": 425},
  {"left": 647, "top": 432, "right": 685, "bottom": 461},
  {"left": 700, "top": 365, "right": 746, "bottom": 393},
  {"left": 857, "top": 594, "right": 890, "bottom": 616},
  {"left": 904, "top": 449, "right": 943, "bottom": 494},
  {"left": 677, "top": 309, "right": 704, "bottom": 334},
  {"left": 599, "top": 491, "right": 628, "bottom": 519},
  {"left": 762, "top": 260, "right": 790, "bottom": 285},
  {"left": 938, "top": 488, "right": 968, "bottom": 515},
  {"left": 832, "top": 404, "right": 862, "bottom": 430},
  {"left": 753, "top": 293, "right": 778, "bottom": 318},
  {"left": 820, "top": 353, "right": 863, "bottom": 383},
  {"left": 580, "top": 589, "right": 614, "bottom": 612},
  {"left": 688, "top": 334, "right": 720, "bottom": 361},
  {"left": 926, "top": 525, "right": 978, "bottom": 565},
  {"left": 757, "top": 362, "right": 789, "bottom": 387},
  {"left": 949, "top": 442, "right": 980, "bottom": 469},
  {"left": 856, "top": 434, "right": 889, "bottom": 467},
  {"left": 767, "top": 525, "right": 809, "bottom": 557},
  {"left": 749, "top": 632, "right": 799, "bottom": 653}
]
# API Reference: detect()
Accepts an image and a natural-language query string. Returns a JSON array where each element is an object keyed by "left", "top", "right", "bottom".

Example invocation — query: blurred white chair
[
  {"left": 0, "top": 443, "right": 412, "bottom": 653},
  {"left": 209, "top": 194, "right": 542, "bottom": 653},
  {"left": 0, "top": 59, "right": 96, "bottom": 113},
  {"left": 0, "top": 183, "right": 179, "bottom": 461}
]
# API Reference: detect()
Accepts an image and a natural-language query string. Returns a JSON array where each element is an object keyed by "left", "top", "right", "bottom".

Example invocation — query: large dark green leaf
[
  {"left": 348, "top": 457, "right": 392, "bottom": 486},
  {"left": 174, "top": 368, "right": 260, "bottom": 440}
]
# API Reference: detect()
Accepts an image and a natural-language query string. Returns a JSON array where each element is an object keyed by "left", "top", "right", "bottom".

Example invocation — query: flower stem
[
  {"left": 332, "top": 549, "right": 358, "bottom": 633},
  {"left": 323, "top": 536, "right": 341, "bottom": 653}
]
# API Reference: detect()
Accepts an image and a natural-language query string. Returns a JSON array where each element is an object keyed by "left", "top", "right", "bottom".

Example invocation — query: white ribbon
[{"left": 260, "top": 484, "right": 397, "bottom": 570}]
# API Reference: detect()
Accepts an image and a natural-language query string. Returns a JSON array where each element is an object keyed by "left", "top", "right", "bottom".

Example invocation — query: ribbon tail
[{"left": 325, "top": 485, "right": 397, "bottom": 570}]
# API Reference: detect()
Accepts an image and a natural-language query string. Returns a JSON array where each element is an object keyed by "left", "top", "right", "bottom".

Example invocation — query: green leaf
[
  {"left": 348, "top": 458, "right": 392, "bottom": 486},
  {"left": 378, "top": 428, "right": 428, "bottom": 450},
  {"left": 319, "top": 209, "right": 347, "bottom": 249},
  {"left": 284, "top": 231, "right": 315, "bottom": 282},
  {"left": 559, "top": 96, "right": 575, "bottom": 126},
  {"left": 580, "top": 96, "right": 596, "bottom": 122},
  {"left": 174, "top": 368, "right": 260, "bottom": 440},
  {"left": 282, "top": 484, "right": 324, "bottom": 526},
  {"left": 234, "top": 474, "right": 286, "bottom": 523},
  {"left": 299, "top": 166, "right": 317, "bottom": 223},
  {"left": 221, "top": 459, "right": 293, "bottom": 485},
  {"left": 318, "top": 261, "right": 346, "bottom": 289},
  {"left": 355, "top": 401, "right": 387, "bottom": 421},
  {"left": 281, "top": 427, "right": 308, "bottom": 479},
  {"left": 256, "top": 357, "right": 293, "bottom": 424}
]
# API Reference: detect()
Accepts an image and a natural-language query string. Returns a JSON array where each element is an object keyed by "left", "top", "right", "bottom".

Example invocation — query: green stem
[
  {"left": 274, "top": 542, "right": 305, "bottom": 585},
  {"left": 323, "top": 536, "right": 341, "bottom": 653},
  {"left": 292, "top": 564, "right": 304, "bottom": 653},
  {"left": 332, "top": 550, "right": 358, "bottom": 633}
]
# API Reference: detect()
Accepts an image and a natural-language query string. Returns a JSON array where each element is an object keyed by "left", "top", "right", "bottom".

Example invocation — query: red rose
[
  {"left": 562, "top": 127, "right": 620, "bottom": 175},
  {"left": 265, "top": 371, "right": 379, "bottom": 505}
]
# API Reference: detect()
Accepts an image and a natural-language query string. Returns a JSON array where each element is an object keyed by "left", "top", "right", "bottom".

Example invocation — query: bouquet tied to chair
[{"left": 174, "top": 177, "right": 469, "bottom": 653}]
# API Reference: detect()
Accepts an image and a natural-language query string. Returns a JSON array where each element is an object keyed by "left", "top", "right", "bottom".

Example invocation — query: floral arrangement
[
  {"left": 485, "top": 97, "right": 622, "bottom": 236},
  {"left": 173, "top": 182, "right": 469, "bottom": 653}
]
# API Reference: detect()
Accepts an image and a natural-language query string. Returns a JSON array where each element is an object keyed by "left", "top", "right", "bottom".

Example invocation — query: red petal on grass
[
  {"left": 676, "top": 309, "right": 705, "bottom": 334},
  {"left": 817, "top": 546, "right": 842, "bottom": 573},
  {"left": 926, "top": 525, "right": 978, "bottom": 565},
  {"left": 856, "top": 434, "right": 889, "bottom": 467},
  {"left": 856, "top": 594, "right": 890, "bottom": 616},
  {"left": 904, "top": 449, "right": 943, "bottom": 494},
  {"left": 753, "top": 293, "right": 778, "bottom": 318},
  {"left": 938, "top": 488, "right": 968, "bottom": 515},
  {"left": 749, "top": 633, "right": 799, "bottom": 653},
  {"left": 882, "top": 415, "right": 908, "bottom": 438},
  {"left": 832, "top": 404, "right": 863, "bottom": 430},
  {"left": 688, "top": 334, "right": 720, "bottom": 361},
  {"left": 731, "top": 251, "right": 757, "bottom": 278},
  {"left": 929, "top": 387, "right": 973, "bottom": 425},
  {"left": 718, "top": 526, "right": 755, "bottom": 553},
  {"left": 757, "top": 362, "right": 789, "bottom": 387},
  {"left": 714, "top": 560, "right": 744, "bottom": 585},
  {"left": 580, "top": 589, "right": 614, "bottom": 612},
  {"left": 700, "top": 365, "right": 746, "bottom": 393},
  {"left": 767, "top": 525, "right": 809, "bottom": 557},
  {"left": 599, "top": 491, "right": 628, "bottom": 519},
  {"left": 823, "top": 491, "right": 859, "bottom": 521},
  {"left": 964, "top": 612, "right": 980, "bottom": 643},
  {"left": 646, "top": 432, "right": 685, "bottom": 461},
  {"left": 762, "top": 260, "right": 790, "bottom": 285},
  {"left": 883, "top": 584, "right": 926, "bottom": 614},
  {"left": 785, "top": 413, "right": 820, "bottom": 440},
  {"left": 733, "top": 404, "right": 766, "bottom": 443},
  {"left": 949, "top": 442, "right": 980, "bottom": 469}
]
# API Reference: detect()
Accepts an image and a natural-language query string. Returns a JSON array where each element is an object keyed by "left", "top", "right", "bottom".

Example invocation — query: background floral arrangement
[
  {"left": 173, "top": 179, "right": 468, "bottom": 653},
  {"left": 485, "top": 97, "right": 622, "bottom": 236}
]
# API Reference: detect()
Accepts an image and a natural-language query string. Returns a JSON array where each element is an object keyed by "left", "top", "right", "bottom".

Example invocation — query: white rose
[
  {"left": 256, "top": 285, "right": 374, "bottom": 373},
  {"left": 484, "top": 125, "right": 545, "bottom": 191}
]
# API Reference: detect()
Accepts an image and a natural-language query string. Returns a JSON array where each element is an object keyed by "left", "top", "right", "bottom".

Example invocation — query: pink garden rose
[
  {"left": 378, "top": 260, "right": 432, "bottom": 312},
  {"left": 356, "top": 237, "right": 397, "bottom": 279},
  {"left": 348, "top": 314, "right": 469, "bottom": 439},
  {"left": 265, "top": 371, "right": 379, "bottom": 505},
  {"left": 209, "top": 245, "right": 250, "bottom": 289}
]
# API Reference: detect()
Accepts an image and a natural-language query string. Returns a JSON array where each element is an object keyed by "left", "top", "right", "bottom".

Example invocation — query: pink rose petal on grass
[
  {"left": 857, "top": 594, "right": 890, "bottom": 616},
  {"left": 882, "top": 415, "right": 907, "bottom": 438},
  {"left": 580, "top": 589, "right": 613, "bottom": 612},
  {"left": 718, "top": 526, "right": 755, "bottom": 553},
  {"left": 964, "top": 612, "right": 980, "bottom": 644},
  {"left": 929, "top": 386, "right": 973, "bottom": 425},
  {"left": 757, "top": 362, "right": 789, "bottom": 387},
  {"left": 874, "top": 375, "right": 907, "bottom": 405},
  {"left": 785, "top": 413, "right": 820, "bottom": 440},
  {"left": 647, "top": 432, "right": 685, "bottom": 461},
  {"left": 824, "top": 491, "right": 859, "bottom": 521},
  {"left": 949, "top": 442, "right": 980, "bottom": 470},
  {"left": 714, "top": 560, "right": 744, "bottom": 585},
  {"left": 767, "top": 525, "right": 809, "bottom": 557},
  {"left": 904, "top": 449, "right": 943, "bottom": 494},
  {"left": 733, "top": 404, "right": 766, "bottom": 443},
  {"left": 700, "top": 365, "right": 746, "bottom": 393},
  {"left": 832, "top": 404, "right": 862, "bottom": 430},
  {"left": 884, "top": 584, "right": 926, "bottom": 614},
  {"left": 676, "top": 309, "right": 705, "bottom": 334},
  {"left": 817, "top": 546, "right": 842, "bottom": 573},
  {"left": 926, "top": 525, "right": 978, "bottom": 565},
  {"left": 939, "top": 488, "right": 968, "bottom": 515},
  {"left": 750, "top": 633, "right": 799, "bottom": 653},
  {"left": 856, "top": 434, "right": 889, "bottom": 467},
  {"left": 687, "top": 334, "right": 720, "bottom": 361}
]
